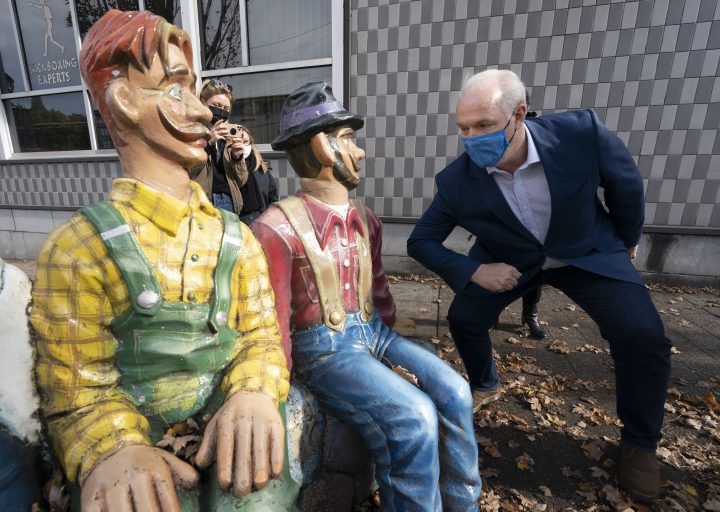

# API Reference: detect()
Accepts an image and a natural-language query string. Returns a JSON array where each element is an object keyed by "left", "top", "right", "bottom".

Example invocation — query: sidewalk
[
  {"left": 391, "top": 274, "right": 720, "bottom": 511},
  {"left": 8, "top": 260, "right": 720, "bottom": 510}
]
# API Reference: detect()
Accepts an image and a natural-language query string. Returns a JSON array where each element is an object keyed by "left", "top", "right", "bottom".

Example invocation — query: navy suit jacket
[{"left": 407, "top": 109, "right": 645, "bottom": 298}]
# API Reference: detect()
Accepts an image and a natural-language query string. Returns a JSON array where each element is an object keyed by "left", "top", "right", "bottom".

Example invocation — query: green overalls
[{"left": 79, "top": 201, "right": 298, "bottom": 511}]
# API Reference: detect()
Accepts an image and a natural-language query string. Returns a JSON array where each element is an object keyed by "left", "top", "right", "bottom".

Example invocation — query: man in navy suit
[{"left": 407, "top": 69, "right": 671, "bottom": 503}]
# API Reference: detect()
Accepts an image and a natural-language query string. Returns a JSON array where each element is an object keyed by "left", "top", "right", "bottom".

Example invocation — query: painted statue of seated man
[
  {"left": 251, "top": 82, "right": 482, "bottom": 511},
  {"left": 30, "top": 10, "right": 297, "bottom": 511}
]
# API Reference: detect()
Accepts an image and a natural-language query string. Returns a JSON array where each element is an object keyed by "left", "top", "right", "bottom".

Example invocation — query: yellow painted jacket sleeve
[
  {"left": 30, "top": 215, "right": 151, "bottom": 485},
  {"left": 223, "top": 223, "right": 290, "bottom": 405}
]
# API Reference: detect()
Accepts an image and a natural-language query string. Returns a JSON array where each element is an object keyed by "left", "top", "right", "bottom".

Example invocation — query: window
[{"left": 0, "top": 0, "right": 343, "bottom": 157}]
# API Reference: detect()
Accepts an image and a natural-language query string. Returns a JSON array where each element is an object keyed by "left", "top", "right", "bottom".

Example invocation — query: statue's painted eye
[{"left": 168, "top": 85, "right": 183, "bottom": 101}]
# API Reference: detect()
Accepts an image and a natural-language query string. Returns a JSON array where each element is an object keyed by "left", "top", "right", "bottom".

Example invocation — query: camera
[{"left": 226, "top": 124, "right": 244, "bottom": 138}]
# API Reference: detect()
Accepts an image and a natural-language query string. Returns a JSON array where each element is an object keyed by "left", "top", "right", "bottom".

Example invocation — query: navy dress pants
[{"left": 448, "top": 266, "right": 671, "bottom": 452}]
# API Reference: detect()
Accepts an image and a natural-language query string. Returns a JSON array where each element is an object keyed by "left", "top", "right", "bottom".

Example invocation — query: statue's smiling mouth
[{"left": 157, "top": 103, "right": 211, "bottom": 144}]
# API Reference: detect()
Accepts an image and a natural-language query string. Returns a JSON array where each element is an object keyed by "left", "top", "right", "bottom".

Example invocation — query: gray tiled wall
[
  {"left": 0, "top": 158, "right": 299, "bottom": 209},
  {"left": 349, "top": 0, "right": 720, "bottom": 227},
  {"left": 1, "top": 0, "right": 719, "bottom": 230}
]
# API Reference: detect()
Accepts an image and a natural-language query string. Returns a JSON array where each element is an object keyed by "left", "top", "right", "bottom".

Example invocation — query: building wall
[
  {"left": 1, "top": 0, "right": 719, "bottom": 284},
  {"left": 349, "top": 0, "right": 720, "bottom": 227}
]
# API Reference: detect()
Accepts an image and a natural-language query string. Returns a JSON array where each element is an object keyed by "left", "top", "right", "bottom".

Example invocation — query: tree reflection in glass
[
  {"left": 199, "top": 0, "right": 242, "bottom": 70},
  {"left": 5, "top": 92, "right": 90, "bottom": 152},
  {"left": 72, "top": 0, "right": 140, "bottom": 39}
]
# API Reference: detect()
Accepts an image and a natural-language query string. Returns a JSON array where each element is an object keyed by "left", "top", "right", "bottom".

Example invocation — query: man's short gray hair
[{"left": 461, "top": 69, "right": 527, "bottom": 117}]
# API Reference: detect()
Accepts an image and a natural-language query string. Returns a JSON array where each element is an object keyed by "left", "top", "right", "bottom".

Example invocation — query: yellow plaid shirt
[{"left": 31, "top": 178, "right": 289, "bottom": 484}]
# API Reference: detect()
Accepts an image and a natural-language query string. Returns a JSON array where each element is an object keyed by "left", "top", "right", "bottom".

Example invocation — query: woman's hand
[{"left": 209, "top": 120, "right": 230, "bottom": 146}]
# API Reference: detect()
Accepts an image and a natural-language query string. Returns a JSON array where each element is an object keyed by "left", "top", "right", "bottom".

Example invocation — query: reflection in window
[
  {"left": 75, "top": 0, "right": 139, "bottom": 39},
  {"left": 89, "top": 94, "right": 114, "bottom": 150},
  {"left": 0, "top": 8, "right": 25, "bottom": 93},
  {"left": 5, "top": 92, "right": 90, "bottom": 151},
  {"left": 247, "top": 0, "right": 331, "bottom": 66},
  {"left": 216, "top": 66, "right": 331, "bottom": 144},
  {"left": 14, "top": 0, "right": 81, "bottom": 90},
  {"left": 199, "top": 0, "right": 243, "bottom": 70},
  {"left": 145, "top": 0, "right": 182, "bottom": 28}
]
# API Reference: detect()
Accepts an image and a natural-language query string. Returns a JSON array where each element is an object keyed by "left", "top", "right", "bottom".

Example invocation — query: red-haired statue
[{"left": 30, "top": 10, "right": 297, "bottom": 511}]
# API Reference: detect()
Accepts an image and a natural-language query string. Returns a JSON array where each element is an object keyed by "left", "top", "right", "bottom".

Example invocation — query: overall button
[
  {"left": 190, "top": 253, "right": 199, "bottom": 262},
  {"left": 364, "top": 302, "right": 373, "bottom": 314},
  {"left": 343, "top": 259, "right": 350, "bottom": 267},
  {"left": 344, "top": 282, "right": 351, "bottom": 290},
  {"left": 187, "top": 291, "right": 196, "bottom": 302},
  {"left": 197, "top": 224, "right": 204, "bottom": 230},
  {"left": 329, "top": 311, "right": 343, "bottom": 325},
  {"left": 215, "top": 311, "right": 228, "bottom": 326},
  {"left": 136, "top": 290, "right": 159, "bottom": 309},
  {"left": 340, "top": 238, "right": 348, "bottom": 247}
]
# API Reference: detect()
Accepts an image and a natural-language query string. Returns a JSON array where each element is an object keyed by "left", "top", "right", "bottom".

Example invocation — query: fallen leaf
[
  {"left": 538, "top": 485, "right": 552, "bottom": 497},
  {"left": 580, "top": 440, "right": 606, "bottom": 460},
  {"left": 589, "top": 466, "right": 609, "bottom": 479},
  {"left": 703, "top": 498, "right": 720, "bottom": 511},
  {"left": 391, "top": 365, "right": 419, "bottom": 386},
  {"left": 42, "top": 469, "right": 70, "bottom": 512},
  {"left": 703, "top": 392, "right": 720, "bottom": 414},
  {"left": 506, "top": 336, "right": 521, "bottom": 344},
  {"left": 516, "top": 453, "right": 535, "bottom": 471},
  {"left": 549, "top": 340, "right": 570, "bottom": 354}
]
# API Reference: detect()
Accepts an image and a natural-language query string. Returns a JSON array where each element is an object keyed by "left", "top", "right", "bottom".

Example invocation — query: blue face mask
[{"left": 463, "top": 111, "right": 518, "bottom": 168}]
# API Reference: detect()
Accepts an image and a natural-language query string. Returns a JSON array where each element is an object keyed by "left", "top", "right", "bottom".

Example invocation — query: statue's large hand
[
  {"left": 196, "top": 391, "right": 284, "bottom": 497},
  {"left": 81, "top": 445, "right": 199, "bottom": 512}
]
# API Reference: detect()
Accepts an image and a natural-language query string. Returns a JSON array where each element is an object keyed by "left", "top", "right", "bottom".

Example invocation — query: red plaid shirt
[{"left": 252, "top": 191, "right": 397, "bottom": 369}]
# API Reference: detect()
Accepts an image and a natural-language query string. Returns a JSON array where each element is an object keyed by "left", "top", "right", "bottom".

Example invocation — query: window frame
[{"left": 0, "top": 0, "right": 345, "bottom": 159}]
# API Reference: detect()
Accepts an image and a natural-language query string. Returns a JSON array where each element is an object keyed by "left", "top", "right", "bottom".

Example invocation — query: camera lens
[{"left": 229, "top": 127, "right": 238, "bottom": 136}]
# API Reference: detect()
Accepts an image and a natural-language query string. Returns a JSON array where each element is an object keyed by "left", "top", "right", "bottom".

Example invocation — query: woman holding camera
[
  {"left": 190, "top": 79, "right": 249, "bottom": 213},
  {"left": 235, "top": 125, "right": 278, "bottom": 225}
]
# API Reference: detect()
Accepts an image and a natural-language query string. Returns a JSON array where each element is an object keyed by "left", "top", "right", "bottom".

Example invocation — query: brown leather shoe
[
  {"left": 472, "top": 387, "right": 502, "bottom": 412},
  {"left": 617, "top": 440, "right": 661, "bottom": 502}
]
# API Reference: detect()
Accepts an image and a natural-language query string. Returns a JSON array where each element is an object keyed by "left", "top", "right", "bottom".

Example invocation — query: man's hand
[
  {"left": 471, "top": 263, "right": 521, "bottom": 292},
  {"left": 196, "top": 391, "right": 284, "bottom": 498},
  {"left": 627, "top": 245, "right": 638, "bottom": 259},
  {"left": 81, "top": 445, "right": 199, "bottom": 512},
  {"left": 209, "top": 120, "right": 230, "bottom": 146}
]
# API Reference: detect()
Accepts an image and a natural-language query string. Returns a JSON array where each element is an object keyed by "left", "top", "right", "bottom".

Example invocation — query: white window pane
[
  {"left": 0, "top": 4, "right": 26, "bottom": 93},
  {"left": 214, "top": 66, "right": 332, "bottom": 144},
  {"left": 247, "top": 0, "right": 331, "bottom": 66}
]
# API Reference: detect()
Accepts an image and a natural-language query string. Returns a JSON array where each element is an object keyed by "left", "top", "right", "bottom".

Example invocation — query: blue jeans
[
  {"left": 448, "top": 266, "right": 671, "bottom": 452},
  {"left": 292, "top": 313, "right": 481, "bottom": 512},
  {"left": 212, "top": 192, "right": 234, "bottom": 213},
  {"left": 0, "top": 430, "right": 40, "bottom": 511}
]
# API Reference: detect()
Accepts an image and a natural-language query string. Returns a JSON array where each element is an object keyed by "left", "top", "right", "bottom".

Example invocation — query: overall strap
[
  {"left": 81, "top": 201, "right": 163, "bottom": 316},
  {"left": 208, "top": 209, "right": 242, "bottom": 332},
  {"left": 351, "top": 199, "right": 374, "bottom": 321},
  {"left": 277, "top": 197, "right": 346, "bottom": 333}
]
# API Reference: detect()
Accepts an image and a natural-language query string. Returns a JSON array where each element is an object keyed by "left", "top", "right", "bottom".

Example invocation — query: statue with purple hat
[{"left": 251, "top": 82, "right": 483, "bottom": 511}]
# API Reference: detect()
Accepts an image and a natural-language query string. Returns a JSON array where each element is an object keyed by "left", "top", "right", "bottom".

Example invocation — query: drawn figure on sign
[{"left": 27, "top": 0, "right": 65, "bottom": 56}]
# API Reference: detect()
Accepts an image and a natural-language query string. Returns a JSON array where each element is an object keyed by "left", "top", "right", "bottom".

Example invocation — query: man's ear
[
  {"left": 309, "top": 132, "right": 335, "bottom": 167},
  {"left": 106, "top": 80, "right": 140, "bottom": 129}
]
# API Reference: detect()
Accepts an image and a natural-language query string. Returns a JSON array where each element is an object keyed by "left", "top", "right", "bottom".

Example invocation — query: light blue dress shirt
[{"left": 486, "top": 125, "right": 566, "bottom": 270}]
